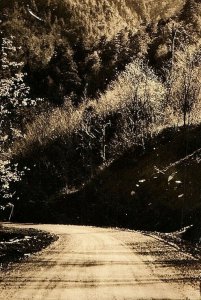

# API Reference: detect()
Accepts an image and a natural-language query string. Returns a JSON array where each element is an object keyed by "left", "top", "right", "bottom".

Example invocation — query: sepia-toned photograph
[{"left": 0, "top": 0, "right": 201, "bottom": 299}]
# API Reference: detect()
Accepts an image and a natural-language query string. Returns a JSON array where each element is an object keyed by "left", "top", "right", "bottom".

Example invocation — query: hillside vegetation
[
  {"left": 0, "top": 0, "right": 201, "bottom": 239},
  {"left": 0, "top": 0, "right": 186, "bottom": 102},
  {"left": 1, "top": 0, "right": 185, "bottom": 40}
]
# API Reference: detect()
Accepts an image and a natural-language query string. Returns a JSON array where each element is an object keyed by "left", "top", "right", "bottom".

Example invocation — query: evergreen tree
[{"left": 47, "top": 44, "right": 81, "bottom": 104}]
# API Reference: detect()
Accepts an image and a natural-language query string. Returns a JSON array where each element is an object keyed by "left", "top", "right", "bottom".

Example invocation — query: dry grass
[{"left": 14, "top": 60, "right": 165, "bottom": 156}]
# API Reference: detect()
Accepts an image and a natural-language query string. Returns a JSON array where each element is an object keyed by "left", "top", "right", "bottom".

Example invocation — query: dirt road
[{"left": 0, "top": 224, "right": 200, "bottom": 299}]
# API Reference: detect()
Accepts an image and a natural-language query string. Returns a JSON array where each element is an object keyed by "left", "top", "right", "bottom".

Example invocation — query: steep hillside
[
  {"left": 1, "top": 0, "right": 201, "bottom": 240},
  {"left": 0, "top": 0, "right": 191, "bottom": 104},
  {"left": 15, "top": 125, "right": 201, "bottom": 238},
  {"left": 1, "top": 0, "right": 185, "bottom": 41}
]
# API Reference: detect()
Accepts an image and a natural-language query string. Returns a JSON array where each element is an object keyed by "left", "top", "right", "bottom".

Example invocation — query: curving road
[{"left": 0, "top": 224, "right": 200, "bottom": 299}]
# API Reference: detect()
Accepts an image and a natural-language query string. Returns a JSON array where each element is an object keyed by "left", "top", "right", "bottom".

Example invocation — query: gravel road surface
[{"left": 0, "top": 224, "right": 200, "bottom": 299}]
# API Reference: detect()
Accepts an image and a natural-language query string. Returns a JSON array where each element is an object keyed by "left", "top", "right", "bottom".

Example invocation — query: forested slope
[
  {"left": 0, "top": 0, "right": 201, "bottom": 238},
  {"left": 0, "top": 0, "right": 186, "bottom": 103}
]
